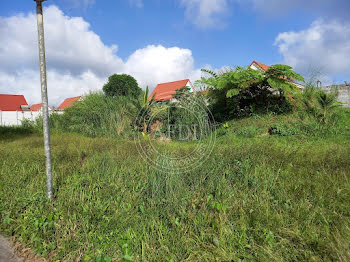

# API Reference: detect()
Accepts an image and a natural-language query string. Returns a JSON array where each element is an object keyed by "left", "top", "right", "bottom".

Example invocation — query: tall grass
[
  {"left": 47, "top": 92, "right": 137, "bottom": 138},
  {"left": 0, "top": 125, "right": 34, "bottom": 140},
  {"left": 1, "top": 111, "right": 350, "bottom": 261}
]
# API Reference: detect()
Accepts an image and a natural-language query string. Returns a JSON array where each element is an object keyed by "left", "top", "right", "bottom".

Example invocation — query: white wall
[
  {"left": 320, "top": 84, "right": 350, "bottom": 107},
  {"left": 186, "top": 81, "right": 194, "bottom": 92},
  {"left": 0, "top": 111, "right": 42, "bottom": 126},
  {"left": 250, "top": 64, "right": 264, "bottom": 72}
]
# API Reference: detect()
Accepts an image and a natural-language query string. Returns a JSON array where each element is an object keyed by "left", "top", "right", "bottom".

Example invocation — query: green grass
[
  {"left": 1, "top": 112, "right": 350, "bottom": 261},
  {"left": 0, "top": 125, "right": 34, "bottom": 140}
]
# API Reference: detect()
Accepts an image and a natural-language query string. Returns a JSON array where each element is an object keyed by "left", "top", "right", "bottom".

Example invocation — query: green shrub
[
  {"left": 0, "top": 125, "right": 33, "bottom": 138},
  {"left": 161, "top": 93, "right": 212, "bottom": 140},
  {"left": 297, "top": 86, "right": 342, "bottom": 124},
  {"left": 57, "top": 92, "right": 138, "bottom": 138},
  {"left": 268, "top": 124, "right": 298, "bottom": 136}
]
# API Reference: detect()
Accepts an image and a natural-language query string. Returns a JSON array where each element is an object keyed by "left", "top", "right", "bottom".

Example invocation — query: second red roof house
[
  {"left": 250, "top": 60, "right": 305, "bottom": 89},
  {"left": 30, "top": 103, "right": 53, "bottom": 112},
  {"left": 57, "top": 96, "right": 81, "bottom": 110},
  {"left": 250, "top": 61, "right": 270, "bottom": 72},
  {"left": 30, "top": 103, "right": 43, "bottom": 111},
  {"left": 149, "top": 79, "right": 194, "bottom": 102}
]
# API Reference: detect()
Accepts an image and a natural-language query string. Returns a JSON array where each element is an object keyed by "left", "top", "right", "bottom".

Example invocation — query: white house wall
[
  {"left": 250, "top": 64, "right": 264, "bottom": 72},
  {"left": 0, "top": 111, "right": 45, "bottom": 126},
  {"left": 186, "top": 81, "right": 194, "bottom": 92}
]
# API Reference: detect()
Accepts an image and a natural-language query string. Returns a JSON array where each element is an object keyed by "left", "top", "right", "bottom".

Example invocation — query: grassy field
[{"left": 1, "top": 113, "right": 350, "bottom": 261}]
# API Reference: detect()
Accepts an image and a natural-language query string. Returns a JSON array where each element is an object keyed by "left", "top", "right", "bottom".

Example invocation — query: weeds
[{"left": 1, "top": 109, "right": 350, "bottom": 261}]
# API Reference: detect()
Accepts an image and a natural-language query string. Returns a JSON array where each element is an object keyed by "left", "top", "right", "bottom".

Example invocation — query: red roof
[
  {"left": 250, "top": 61, "right": 270, "bottom": 72},
  {"left": 0, "top": 94, "right": 28, "bottom": 111},
  {"left": 30, "top": 103, "right": 42, "bottom": 111},
  {"left": 57, "top": 96, "right": 81, "bottom": 110},
  {"left": 149, "top": 79, "right": 191, "bottom": 102},
  {"left": 250, "top": 61, "right": 295, "bottom": 82}
]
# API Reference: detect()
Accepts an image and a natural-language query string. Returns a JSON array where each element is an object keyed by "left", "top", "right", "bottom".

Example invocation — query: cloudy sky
[{"left": 1, "top": 0, "right": 349, "bottom": 105}]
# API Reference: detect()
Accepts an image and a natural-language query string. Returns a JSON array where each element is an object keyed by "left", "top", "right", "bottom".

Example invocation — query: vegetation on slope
[
  {"left": 1, "top": 112, "right": 350, "bottom": 261},
  {"left": 1, "top": 66, "right": 350, "bottom": 261}
]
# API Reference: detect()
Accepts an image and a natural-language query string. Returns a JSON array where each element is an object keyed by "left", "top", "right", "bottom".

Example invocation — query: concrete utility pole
[{"left": 34, "top": 0, "right": 53, "bottom": 200}]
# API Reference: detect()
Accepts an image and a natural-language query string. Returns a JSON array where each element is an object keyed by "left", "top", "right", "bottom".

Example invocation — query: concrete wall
[
  {"left": 0, "top": 111, "right": 41, "bottom": 126},
  {"left": 320, "top": 84, "right": 350, "bottom": 107}
]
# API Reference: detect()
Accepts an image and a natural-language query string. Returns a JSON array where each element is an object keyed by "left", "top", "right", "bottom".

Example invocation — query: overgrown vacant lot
[{"left": 1, "top": 114, "right": 350, "bottom": 261}]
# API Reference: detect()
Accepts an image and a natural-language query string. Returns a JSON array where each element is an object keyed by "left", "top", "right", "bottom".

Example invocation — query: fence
[
  {"left": 0, "top": 111, "right": 42, "bottom": 126},
  {"left": 320, "top": 84, "right": 350, "bottom": 107}
]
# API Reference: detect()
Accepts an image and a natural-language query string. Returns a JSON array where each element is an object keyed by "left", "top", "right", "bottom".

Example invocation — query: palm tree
[
  {"left": 316, "top": 90, "right": 342, "bottom": 123},
  {"left": 137, "top": 86, "right": 155, "bottom": 133}
]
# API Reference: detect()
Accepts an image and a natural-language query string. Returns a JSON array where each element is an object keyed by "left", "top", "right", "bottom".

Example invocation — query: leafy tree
[
  {"left": 199, "top": 65, "right": 304, "bottom": 99},
  {"left": 103, "top": 74, "right": 142, "bottom": 99},
  {"left": 265, "top": 64, "right": 305, "bottom": 98},
  {"left": 196, "top": 64, "right": 305, "bottom": 120}
]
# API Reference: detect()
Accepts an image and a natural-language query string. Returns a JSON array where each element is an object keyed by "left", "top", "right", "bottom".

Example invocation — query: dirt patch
[
  {"left": 12, "top": 240, "right": 47, "bottom": 262},
  {"left": 0, "top": 235, "right": 22, "bottom": 262}
]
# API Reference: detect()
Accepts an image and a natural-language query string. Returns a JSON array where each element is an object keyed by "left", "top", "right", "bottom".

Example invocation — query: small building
[
  {"left": 30, "top": 103, "right": 53, "bottom": 112},
  {"left": 56, "top": 96, "right": 81, "bottom": 111},
  {"left": 148, "top": 79, "right": 194, "bottom": 102},
  {"left": 0, "top": 94, "right": 33, "bottom": 126},
  {"left": 250, "top": 60, "right": 305, "bottom": 89},
  {"left": 30, "top": 103, "right": 43, "bottom": 112},
  {"left": 250, "top": 60, "right": 270, "bottom": 72}
]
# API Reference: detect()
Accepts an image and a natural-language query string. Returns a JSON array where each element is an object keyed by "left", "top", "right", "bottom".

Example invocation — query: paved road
[{"left": 0, "top": 235, "right": 22, "bottom": 262}]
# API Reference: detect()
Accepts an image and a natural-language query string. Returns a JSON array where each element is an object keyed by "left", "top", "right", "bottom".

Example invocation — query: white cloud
[
  {"left": 275, "top": 20, "right": 350, "bottom": 76},
  {"left": 0, "top": 6, "right": 204, "bottom": 106},
  {"left": 0, "top": 6, "right": 123, "bottom": 76},
  {"left": 180, "top": 0, "right": 230, "bottom": 29},
  {"left": 124, "top": 45, "right": 200, "bottom": 88},
  {"left": 0, "top": 70, "right": 104, "bottom": 107}
]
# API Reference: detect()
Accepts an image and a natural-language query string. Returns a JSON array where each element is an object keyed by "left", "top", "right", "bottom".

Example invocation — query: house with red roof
[
  {"left": 0, "top": 94, "right": 29, "bottom": 112},
  {"left": 250, "top": 61, "right": 270, "bottom": 72},
  {"left": 30, "top": 103, "right": 53, "bottom": 112},
  {"left": 57, "top": 96, "right": 81, "bottom": 111},
  {"left": 0, "top": 94, "right": 33, "bottom": 126},
  {"left": 148, "top": 79, "right": 194, "bottom": 102},
  {"left": 30, "top": 103, "right": 43, "bottom": 111},
  {"left": 250, "top": 60, "right": 305, "bottom": 89}
]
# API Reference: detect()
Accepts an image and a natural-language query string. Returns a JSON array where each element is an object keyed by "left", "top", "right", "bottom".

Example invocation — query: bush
[
  {"left": 0, "top": 125, "right": 33, "bottom": 138},
  {"left": 149, "top": 93, "right": 213, "bottom": 140},
  {"left": 57, "top": 92, "right": 138, "bottom": 138},
  {"left": 297, "top": 86, "right": 342, "bottom": 124},
  {"left": 268, "top": 124, "right": 298, "bottom": 136}
]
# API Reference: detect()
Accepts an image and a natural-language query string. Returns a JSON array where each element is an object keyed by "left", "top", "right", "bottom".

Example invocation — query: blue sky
[{"left": 0, "top": 0, "right": 349, "bottom": 104}]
